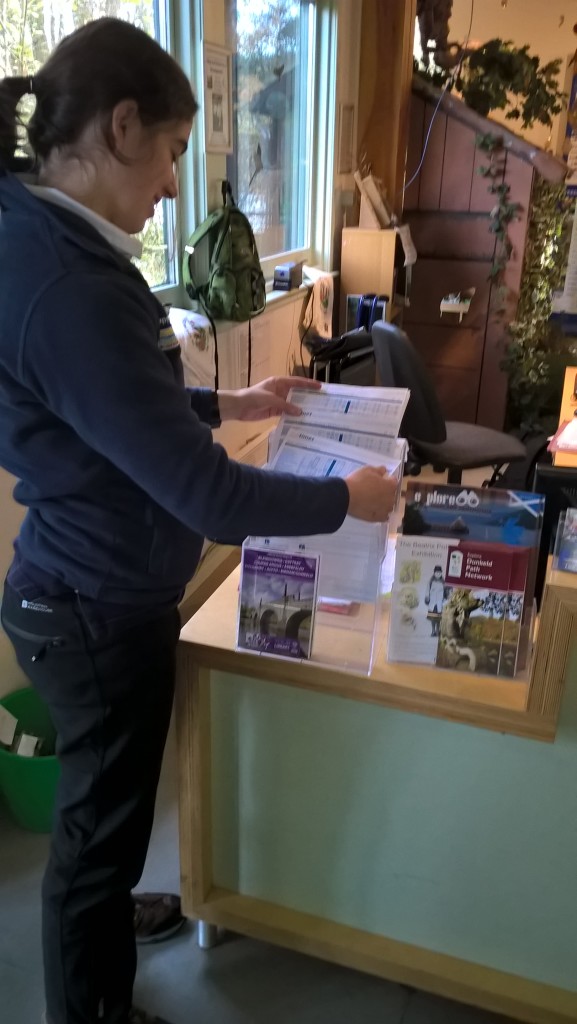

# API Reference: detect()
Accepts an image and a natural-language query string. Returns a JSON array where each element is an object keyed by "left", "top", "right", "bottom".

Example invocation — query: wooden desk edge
[
  {"left": 180, "top": 887, "right": 577, "bottom": 1024},
  {"left": 178, "top": 563, "right": 577, "bottom": 743},
  {"left": 178, "top": 640, "right": 556, "bottom": 741}
]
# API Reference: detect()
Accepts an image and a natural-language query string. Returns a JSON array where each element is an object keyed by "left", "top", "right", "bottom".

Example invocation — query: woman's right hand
[{"left": 345, "top": 466, "right": 398, "bottom": 522}]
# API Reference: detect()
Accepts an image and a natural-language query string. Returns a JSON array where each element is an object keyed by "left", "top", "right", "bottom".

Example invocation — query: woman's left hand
[{"left": 217, "top": 376, "right": 321, "bottom": 422}]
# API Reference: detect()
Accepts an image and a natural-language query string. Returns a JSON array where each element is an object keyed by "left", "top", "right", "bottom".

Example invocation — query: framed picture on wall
[{"left": 203, "top": 44, "right": 233, "bottom": 154}]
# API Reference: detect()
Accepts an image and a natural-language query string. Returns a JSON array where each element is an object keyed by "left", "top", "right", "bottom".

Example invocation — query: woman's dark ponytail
[
  {"left": 0, "top": 18, "right": 197, "bottom": 172},
  {"left": 0, "top": 76, "right": 35, "bottom": 171}
]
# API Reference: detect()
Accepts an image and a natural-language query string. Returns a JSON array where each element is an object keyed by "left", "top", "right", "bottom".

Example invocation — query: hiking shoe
[{"left": 133, "top": 891, "right": 185, "bottom": 945}]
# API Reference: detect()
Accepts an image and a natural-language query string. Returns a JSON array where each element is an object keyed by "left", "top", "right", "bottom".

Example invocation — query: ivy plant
[{"left": 502, "top": 179, "right": 575, "bottom": 431}]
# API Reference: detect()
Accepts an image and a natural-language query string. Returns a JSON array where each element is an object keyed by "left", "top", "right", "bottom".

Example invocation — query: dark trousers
[{"left": 1, "top": 582, "right": 180, "bottom": 1024}]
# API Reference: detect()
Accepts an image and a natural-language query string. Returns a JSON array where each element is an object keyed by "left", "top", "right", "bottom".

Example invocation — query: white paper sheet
[
  {"left": 270, "top": 429, "right": 402, "bottom": 479},
  {"left": 269, "top": 422, "right": 407, "bottom": 462},
  {"left": 286, "top": 384, "right": 409, "bottom": 438}
]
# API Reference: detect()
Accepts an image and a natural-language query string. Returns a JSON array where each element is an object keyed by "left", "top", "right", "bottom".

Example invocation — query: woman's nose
[{"left": 165, "top": 166, "right": 178, "bottom": 200}]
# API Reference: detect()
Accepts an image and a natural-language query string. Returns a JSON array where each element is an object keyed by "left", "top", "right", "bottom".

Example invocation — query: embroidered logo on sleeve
[{"left": 158, "top": 312, "right": 180, "bottom": 353}]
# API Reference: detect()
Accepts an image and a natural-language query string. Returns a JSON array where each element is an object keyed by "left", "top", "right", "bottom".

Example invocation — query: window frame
[{"left": 147, "top": 0, "right": 340, "bottom": 301}]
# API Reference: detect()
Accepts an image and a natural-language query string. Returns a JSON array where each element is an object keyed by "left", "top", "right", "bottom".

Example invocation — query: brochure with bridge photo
[{"left": 237, "top": 544, "right": 320, "bottom": 660}]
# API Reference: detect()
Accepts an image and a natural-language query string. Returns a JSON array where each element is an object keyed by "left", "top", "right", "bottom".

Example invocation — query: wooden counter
[{"left": 176, "top": 565, "right": 577, "bottom": 1024}]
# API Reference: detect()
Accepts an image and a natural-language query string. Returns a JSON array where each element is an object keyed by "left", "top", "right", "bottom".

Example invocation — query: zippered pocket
[{"left": 1, "top": 617, "right": 65, "bottom": 663}]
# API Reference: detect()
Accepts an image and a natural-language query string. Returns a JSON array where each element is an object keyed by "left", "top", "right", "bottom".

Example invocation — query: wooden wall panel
[
  {"left": 408, "top": 213, "right": 495, "bottom": 260},
  {"left": 404, "top": 95, "right": 425, "bottom": 210},
  {"left": 404, "top": 259, "right": 492, "bottom": 329},
  {"left": 428, "top": 366, "right": 480, "bottom": 423},
  {"left": 410, "top": 325, "right": 484, "bottom": 371},
  {"left": 418, "top": 104, "right": 447, "bottom": 210},
  {"left": 440, "top": 118, "right": 477, "bottom": 211}
]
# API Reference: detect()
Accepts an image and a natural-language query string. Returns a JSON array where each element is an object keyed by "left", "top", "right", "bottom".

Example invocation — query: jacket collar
[{"left": 0, "top": 169, "right": 141, "bottom": 268}]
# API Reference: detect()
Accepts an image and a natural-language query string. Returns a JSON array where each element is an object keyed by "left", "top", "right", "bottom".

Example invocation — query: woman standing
[{"left": 0, "top": 18, "right": 396, "bottom": 1024}]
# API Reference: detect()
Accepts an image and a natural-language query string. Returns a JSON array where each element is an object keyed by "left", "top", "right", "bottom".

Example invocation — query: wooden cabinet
[{"left": 339, "top": 228, "right": 397, "bottom": 330}]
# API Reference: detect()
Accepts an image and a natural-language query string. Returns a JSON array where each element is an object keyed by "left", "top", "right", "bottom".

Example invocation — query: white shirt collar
[{"left": 24, "top": 184, "right": 143, "bottom": 259}]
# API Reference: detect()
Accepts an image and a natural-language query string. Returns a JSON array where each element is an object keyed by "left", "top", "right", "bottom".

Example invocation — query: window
[
  {"left": 0, "top": 0, "right": 175, "bottom": 290},
  {"left": 225, "top": 0, "right": 334, "bottom": 272}
]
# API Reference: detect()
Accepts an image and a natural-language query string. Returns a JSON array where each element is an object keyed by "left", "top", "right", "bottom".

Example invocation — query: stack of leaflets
[
  {"left": 237, "top": 382, "right": 409, "bottom": 661},
  {"left": 389, "top": 483, "right": 545, "bottom": 679}
]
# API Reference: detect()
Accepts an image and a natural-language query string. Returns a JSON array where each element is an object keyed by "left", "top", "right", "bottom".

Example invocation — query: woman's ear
[{"left": 109, "top": 99, "right": 141, "bottom": 156}]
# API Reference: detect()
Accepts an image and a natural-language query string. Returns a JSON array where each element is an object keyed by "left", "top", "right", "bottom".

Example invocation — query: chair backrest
[{"left": 371, "top": 320, "right": 447, "bottom": 443}]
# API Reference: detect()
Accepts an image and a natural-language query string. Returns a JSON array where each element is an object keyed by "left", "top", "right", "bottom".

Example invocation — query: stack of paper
[{"left": 253, "top": 382, "right": 409, "bottom": 604}]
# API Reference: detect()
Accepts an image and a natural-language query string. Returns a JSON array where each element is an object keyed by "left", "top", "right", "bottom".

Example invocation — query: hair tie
[{"left": 28, "top": 75, "right": 35, "bottom": 95}]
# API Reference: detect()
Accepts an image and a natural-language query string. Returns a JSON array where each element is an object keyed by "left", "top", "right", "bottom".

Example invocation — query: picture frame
[{"left": 203, "top": 43, "right": 233, "bottom": 155}]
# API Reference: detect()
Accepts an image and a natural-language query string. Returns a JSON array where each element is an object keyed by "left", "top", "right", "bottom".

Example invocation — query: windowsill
[{"left": 265, "top": 284, "right": 310, "bottom": 307}]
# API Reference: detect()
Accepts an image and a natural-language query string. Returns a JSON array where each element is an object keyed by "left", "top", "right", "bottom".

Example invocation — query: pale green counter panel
[{"left": 210, "top": 648, "right": 577, "bottom": 994}]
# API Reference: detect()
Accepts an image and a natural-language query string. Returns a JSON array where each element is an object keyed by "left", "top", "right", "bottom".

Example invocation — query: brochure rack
[
  {"left": 234, "top": 381, "right": 409, "bottom": 676},
  {"left": 388, "top": 483, "right": 545, "bottom": 680},
  {"left": 237, "top": 523, "right": 388, "bottom": 676}
]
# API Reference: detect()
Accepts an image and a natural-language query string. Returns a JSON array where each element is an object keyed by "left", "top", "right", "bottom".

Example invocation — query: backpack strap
[
  {"left": 222, "top": 179, "right": 236, "bottom": 207},
  {"left": 182, "top": 207, "right": 221, "bottom": 300}
]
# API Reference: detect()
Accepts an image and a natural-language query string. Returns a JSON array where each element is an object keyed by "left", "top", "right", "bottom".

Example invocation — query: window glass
[
  {"left": 1, "top": 0, "right": 173, "bottom": 289},
  {"left": 229, "top": 0, "right": 314, "bottom": 260}
]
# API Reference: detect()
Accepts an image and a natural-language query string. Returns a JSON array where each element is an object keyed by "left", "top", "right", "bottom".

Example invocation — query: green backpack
[{"left": 183, "top": 180, "right": 266, "bottom": 323}]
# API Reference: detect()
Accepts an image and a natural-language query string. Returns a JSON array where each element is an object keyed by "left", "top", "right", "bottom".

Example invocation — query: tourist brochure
[
  {"left": 390, "top": 483, "right": 545, "bottom": 678},
  {"left": 237, "top": 544, "right": 320, "bottom": 659},
  {"left": 389, "top": 535, "right": 528, "bottom": 677}
]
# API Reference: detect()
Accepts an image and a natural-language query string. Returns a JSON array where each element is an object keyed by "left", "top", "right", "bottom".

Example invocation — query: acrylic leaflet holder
[
  {"left": 387, "top": 483, "right": 545, "bottom": 680},
  {"left": 236, "top": 519, "right": 389, "bottom": 677}
]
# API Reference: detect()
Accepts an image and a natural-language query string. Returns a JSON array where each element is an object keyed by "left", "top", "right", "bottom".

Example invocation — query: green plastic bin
[{"left": 0, "top": 687, "right": 60, "bottom": 832}]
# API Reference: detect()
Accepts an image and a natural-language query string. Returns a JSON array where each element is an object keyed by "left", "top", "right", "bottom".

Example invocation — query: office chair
[
  {"left": 372, "top": 320, "right": 526, "bottom": 485},
  {"left": 305, "top": 328, "right": 375, "bottom": 385}
]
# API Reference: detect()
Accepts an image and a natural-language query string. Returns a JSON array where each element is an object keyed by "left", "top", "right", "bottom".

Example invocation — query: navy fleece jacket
[{"left": 0, "top": 172, "right": 349, "bottom": 606}]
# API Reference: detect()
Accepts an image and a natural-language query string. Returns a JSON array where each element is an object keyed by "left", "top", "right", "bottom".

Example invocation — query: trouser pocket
[
  {"left": 0, "top": 581, "right": 82, "bottom": 673},
  {"left": 0, "top": 617, "right": 65, "bottom": 663}
]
